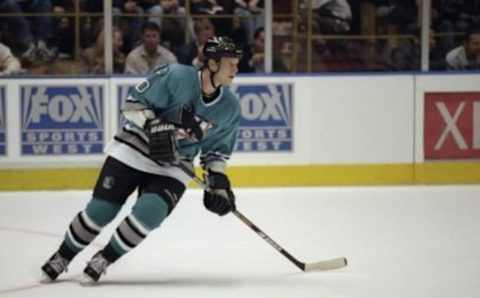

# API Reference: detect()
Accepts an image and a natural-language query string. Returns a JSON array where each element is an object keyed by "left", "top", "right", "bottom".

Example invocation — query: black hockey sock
[
  {"left": 58, "top": 242, "right": 77, "bottom": 261},
  {"left": 102, "top": 243, "right": 123, "bottom": 263}
]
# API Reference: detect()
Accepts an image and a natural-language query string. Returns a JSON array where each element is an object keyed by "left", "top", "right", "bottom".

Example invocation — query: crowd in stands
[
  {"left": 0, "top": 0, "right": 479, "bottom": 76},
  {"left": 378, "top": 0, "right": 480, "bottom": 71}
]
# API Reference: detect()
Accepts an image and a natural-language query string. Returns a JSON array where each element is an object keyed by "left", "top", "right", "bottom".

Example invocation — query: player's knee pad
[
  {"left": 85, "top": 197, "right": 122, "bottom": 227},
  {"left": 131, "top": 193, "right": 169, "bottom": 230},
  {"left": 140, "top": 176, "right": 185, "bottom": 214}
]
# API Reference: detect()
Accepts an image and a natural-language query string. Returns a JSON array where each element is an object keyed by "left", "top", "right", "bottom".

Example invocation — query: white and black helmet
[{"left": 203, "top": 36, "right": 243, "bottom": 62}]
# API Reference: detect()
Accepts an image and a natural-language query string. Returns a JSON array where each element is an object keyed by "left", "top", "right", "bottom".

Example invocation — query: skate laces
[
  {"left": 49, "top": 253, "right": 69, "bottom": 274},
  {"left": 88, "top": 253, "right": 110, "bottom": 275}
]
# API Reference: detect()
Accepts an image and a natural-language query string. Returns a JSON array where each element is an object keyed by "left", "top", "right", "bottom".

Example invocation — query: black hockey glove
[
  {"left": 146, "top": 118, "right": 179, "bottom": 164},
  {"left": 203, "top": 170, "right": 236, "bottom": 216},
  {"left": 178, "top": 107, "right": 203, "bottom": 142}
]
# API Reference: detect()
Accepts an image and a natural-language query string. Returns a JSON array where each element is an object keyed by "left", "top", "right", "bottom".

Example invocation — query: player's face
[{"left": 214, "top": 57, "right": 239, "bottom": 86}]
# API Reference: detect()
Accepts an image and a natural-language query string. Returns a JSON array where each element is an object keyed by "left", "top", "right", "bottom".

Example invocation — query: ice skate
[
  {"left": 80, "top": 251, "right": 110, "bottom": 286},
  {"left": 40, "top": 252, "right": 69, "bottom": 283}
]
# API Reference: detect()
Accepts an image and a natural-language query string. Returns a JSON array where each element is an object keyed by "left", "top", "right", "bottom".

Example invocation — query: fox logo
[
  {"left": 230, "top": 83, "right": 293, "bottom": 126},
  {"left": 22, "top": 85, "right": 103, "bottom": 129},
  {"left": 21, "top": 85, "right": 105, "bottom": 155},
  {"left": 230, "top": 83, "right": 294, "bottom": 152}
]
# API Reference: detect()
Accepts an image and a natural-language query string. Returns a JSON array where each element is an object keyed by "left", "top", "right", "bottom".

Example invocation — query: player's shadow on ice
[
  {"left": 96, "top": 271, "right": 355, "bottom": 288},
  {"left": 99, "top": 277, "right": 237, "bottom": 288}
]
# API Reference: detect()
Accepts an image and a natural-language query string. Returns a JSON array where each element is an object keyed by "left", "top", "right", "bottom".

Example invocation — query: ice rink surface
[{"left": 1, "top": 185, "right": 479, "bottom": 298}]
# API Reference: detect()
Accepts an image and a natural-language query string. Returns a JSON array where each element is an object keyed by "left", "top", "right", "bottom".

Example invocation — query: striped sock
[
  {"left": 64, "top": 210, "right": 102, "bottom": 254},
  {"left": 103, "top": 213, "right": 150, "bottom": 262}
]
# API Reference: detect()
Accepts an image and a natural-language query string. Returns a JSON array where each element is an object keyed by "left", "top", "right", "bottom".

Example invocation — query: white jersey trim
[{"left": 104, "top": 139, "right": 192, "bottom": 186}]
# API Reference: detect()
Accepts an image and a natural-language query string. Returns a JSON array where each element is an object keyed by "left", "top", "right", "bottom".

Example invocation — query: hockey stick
[{"left": 178, "top": 163, "right": 348, "bottom": 272}]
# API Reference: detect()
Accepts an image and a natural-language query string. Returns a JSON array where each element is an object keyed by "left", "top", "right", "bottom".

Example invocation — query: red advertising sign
[{"left": 424, "top": 92, "right": 480, "bottom": 160}]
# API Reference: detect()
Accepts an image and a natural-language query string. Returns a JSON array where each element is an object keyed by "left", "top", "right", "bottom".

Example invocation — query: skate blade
[
  {"left": 79, "top": 274, "right": 97, "bottom": 286},
  {"left": 39, "top": 271, "right": 55, "bottom": 284}
]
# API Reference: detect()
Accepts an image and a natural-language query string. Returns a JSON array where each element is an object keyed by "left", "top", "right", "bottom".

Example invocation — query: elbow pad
[{"left": 123, "top": 109, "right": 156, "bottom": 128}]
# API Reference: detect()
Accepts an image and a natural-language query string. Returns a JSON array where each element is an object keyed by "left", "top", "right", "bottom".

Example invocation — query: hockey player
[{"left": 40, "top": 36, "right": 242, "bottom": 285}]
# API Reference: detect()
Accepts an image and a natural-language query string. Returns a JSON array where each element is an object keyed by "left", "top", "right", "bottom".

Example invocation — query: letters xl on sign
[
  {"left": 424, "top": 92, "right": 480, "bottom": 159},
  {"left": 20, "top": 85, "right": 105, "bottom": 155}
]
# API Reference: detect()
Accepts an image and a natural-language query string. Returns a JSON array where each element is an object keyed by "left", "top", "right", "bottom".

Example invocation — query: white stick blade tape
[{"left": 304, "top": 257, "right": 348, "bottom": 271}]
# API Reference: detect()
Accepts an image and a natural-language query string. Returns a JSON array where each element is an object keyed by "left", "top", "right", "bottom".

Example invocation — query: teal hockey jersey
[{"left": 114, "top": 63, "right": 241, "bottom": 171}]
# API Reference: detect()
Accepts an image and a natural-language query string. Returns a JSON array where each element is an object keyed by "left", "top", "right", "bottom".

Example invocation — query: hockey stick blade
[{"left": 303, "top": 257, "right": 348, "bottom": 272}]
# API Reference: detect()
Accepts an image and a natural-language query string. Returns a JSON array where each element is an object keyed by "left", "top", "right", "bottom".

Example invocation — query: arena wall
[{"left": 0, "top": 73, "right": 479, "bottom": 190}]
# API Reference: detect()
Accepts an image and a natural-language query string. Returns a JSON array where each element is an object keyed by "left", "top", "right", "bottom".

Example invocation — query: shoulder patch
[{"left": 135, "top": 80, "right": 150, "bottom": 93}]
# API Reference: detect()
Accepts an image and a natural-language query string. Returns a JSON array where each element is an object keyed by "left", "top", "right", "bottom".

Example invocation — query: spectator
[
  {"left": 124, "top": 21, "right": 177, "bottom": 74},
  {"left": 0, "top": 0, "right": 56, "bottom": 63},
  {"left": 238, "top": 26, "right": 264, "bottom": 72},
  {"left": 137, "top": 0, "right": 159, "bottom": 11},
  {"left": 80, "top": 27, "right": 126, "bottom": 74},
  {"left": 234, "top": 0, "right": 264, "bottom": 42},
  {"left": 230, "top": 14, "right": 249, "bottom": 48},
  {"left": 217, "top": 0, "right": 236, "bottom": 14},
  {"left": 432, "top": 0, "right": 480, "bottom": 51},
  {"left": 191, "top": 0, "right": 224, "bottom": 15},
  {"left": 51, "top": 1, "right": 75, "bottom": 59},
  {"left": 191, "top": 0, "right": 232, "bottom": 37},
  {"left": 429, "top": 29, "right": 446, "bottom": 71},
  {"left": 446, "top": 29, "right": 480, "bottom": 70},
  {"left": 148, "top": 0, "right": 194, "bottom": 53},
  {"left": 374, "top": 0, "right": 417, "bottom": 34},
  {"left": 86, "top": 0, "right": 158, "bottom": 12},
  {"left": 303, "top": 0, "right": 351, "bottom": 34},
  {"left": 178, "top": 17, "right": 215, "bottom": 67},
  {"left": 113, "top": 0, "right": 145, "bottom": 54},
  {"left": 80, "top": 1, "right": 104, "bottom": 48},
  {"left": 238, "top": 27, "right": 288, "bottom": 73},
  {"left": 51, "top": 0, "right": 76, "bottom": 12},
  {"left": 387, "top": 28, "right": 444, "bottom": 71},
  {"left": 0, "top": 42, "right": 24, "bottom": 75}
]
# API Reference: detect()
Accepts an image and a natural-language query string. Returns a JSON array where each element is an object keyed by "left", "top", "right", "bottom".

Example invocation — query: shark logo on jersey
[
  {"left": 175, "top": 114, "right": 214, "bottom": 142},
  {"left": 230, "top": 83, "right": 293, "bottom": 152},
  {"left": 0, "top": 87, "right": 6, "bottom": 155},
  {"left": 21, "top": 85, "right": 104, "bottom": 155}
]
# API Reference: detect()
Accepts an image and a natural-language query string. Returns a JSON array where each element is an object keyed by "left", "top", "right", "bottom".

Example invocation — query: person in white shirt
[
  {"left": 0, "top": 42, "right": 23, "bottom": 75},
  {"left": 124, "top": 21, "right": 177, "bottom": 75},
  {"left": 446, "top": 29, "right": 480, "bottom": 70}
]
